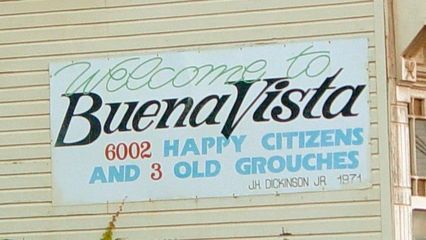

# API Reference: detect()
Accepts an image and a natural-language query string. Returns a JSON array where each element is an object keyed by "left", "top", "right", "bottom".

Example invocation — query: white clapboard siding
[
  {"left": 0, "top": 185, "right": 381, "bottom": 219},
  {"left": 371, "top": 155, "right": 380, "bottom": 170},
  {"left": 0, "top": 101, "right": 49, "bottom": 117},
  {"left": 0, "top": 2, "right": 374, "bottom": 45},
  {"left": 0, "top": 188, "right": 51, "bottom": 205},
  {"left": 0, "top": 86, "right": 49, "bottom": 103},
  {"left": 0, "top": 217, "right": 381, "bottom": 240},
  {"left": 0, "top": 175, "right": 50, "bottom": 190},
  {"left": 371, "top": 108, "right": 378, "bottom": 123},
  {"left": 0, "top": 34, "right": 377, "bottom": 73},
  {"left": 0, "top": 232, "right": 382, "bottom": 240},
  {"left": 0, "top": 0, "right": 369, "bottom": 29},
  {"left": 0, "top": 0, "right": 387, "bottom": 239},
  {"left": 0, "top": 0, "right": 225, "bottom": 17},
  {"left": 0, "top": 115, "right": 49, "bottom": 132},
  {"left": 0, "top": 201, "right": 381, "bottom": 233},
  {"left": 0, "top": 159, "right": 50, "bottom": 175},
  {"left": 0, "top": 18, "right": 375, "bottom": 59},
  {"left": 370, "top": 77, "right": 378, "bottom": 93},
  {"left": 0, "top": 145, "right": 50, "bottom": 161},
  {"left": 0, "top": 71, "right": 48, "bottom": 88},
  {"left": 0, "top": 130, "right": 50, "bottom": 147}
]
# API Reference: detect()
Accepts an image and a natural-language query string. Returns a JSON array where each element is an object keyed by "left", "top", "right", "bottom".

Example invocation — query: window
[
  {"left": 410, "top": 98, "right": 426, "bottom": 196},
  {"left": 414, "top": 210, "right": 426, "bottom": 240}
]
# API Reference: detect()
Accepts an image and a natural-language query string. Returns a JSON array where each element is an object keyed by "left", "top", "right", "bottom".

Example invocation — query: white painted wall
[{"left": 0, "top": 0, "right": 390, "bottom": 239}]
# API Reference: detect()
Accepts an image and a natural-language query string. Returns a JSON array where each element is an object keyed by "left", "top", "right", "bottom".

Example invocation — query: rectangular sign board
[{"left": 50, "top": 38, "right": 370, "bottom": 205}]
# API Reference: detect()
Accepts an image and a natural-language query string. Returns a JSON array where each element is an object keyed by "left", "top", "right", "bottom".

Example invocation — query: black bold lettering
[{"left": 55, "top": 93, "right": 102, "bottom": 147}]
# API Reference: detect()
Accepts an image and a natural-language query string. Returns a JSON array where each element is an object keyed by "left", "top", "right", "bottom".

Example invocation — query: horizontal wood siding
[{"left": 0, "top": 0, "right": 385, "bottom": 239}]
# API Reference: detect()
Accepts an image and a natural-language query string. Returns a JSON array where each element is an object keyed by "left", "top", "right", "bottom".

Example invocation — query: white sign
[{"left": 50, "top": 38, "right": 370, "bottom": 205}]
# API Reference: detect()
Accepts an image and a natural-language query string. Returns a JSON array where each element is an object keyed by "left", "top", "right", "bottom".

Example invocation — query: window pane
[
  {"left": 414, "top": 98, "right": 424, "bottom": 116},
  {"left": 416, "top": 119, "right": 426, "bottom": 176},
  {"left": 414, "top": 210, "right": 426, "bottom": 240}
]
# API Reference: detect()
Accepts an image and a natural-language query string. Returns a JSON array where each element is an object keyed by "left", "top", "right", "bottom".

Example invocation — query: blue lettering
[
  {"left": 335, "top": 128, "right": 352, "bottom": 145},
  {"left": 216, "top": 137, "right": 230, "bottom": 154},
  {"left": 302, "top": 153, "right": 316, "bottom": 170},
  {"left": 89, "top": 165, "right": 140, "bottom": 183},
  {"left": 192, "top": 161, "right": 204, "bottom": 178},
  {"left": 174, "top": 160, "right": 221, "bottom": 178},
  {"left": 333, "top": 152, "right": 347, "bottom": 169},
  {"left": 286, "top": 155, "right": 302, "bottom": 172},
  {"left": 109, "top": 165, "right": 125, "bottom": 183},
  {"left": 201, "top": 137, "right": 215, "bottom": 154},
  {"left": 306, "top": 131, "right": 320, "bottom": 148},
  {"left": 283, "top": 132, "right": 298, "bottom": 149},
  {"left": 352, "top": 128, "right": 364, "bottom": 145},
  {"left": 89, "top": 166, "right": 107, "bottom": 184},
  {"left": 320, "top": 130, "right": 334, "bottom": 147},
  {"left": 231, "top": 135, "right": 246, "bottom": 152},
  {"left": 316, "top": 153, "right": 333, "bottom": 170},
  {"left": 164, "top": 139, "right": 179, "bottom": 157},
  {"left": 252, "top": 157, "right": 267, "bottom": 174},
  {"left": 235, "top": 157, "right": 251, "bottom": 175},
  {"left": 205, "top": 160, "right": 221, "bottom": 177},
  {"left": 125, "top": 164, "right": 140, "bottom": 181},
  {"left": 348, "top": 151, "right": 359, "bottom": 168},
  {"left": 261, "top": 133, "right": 275, "bottom": 150},
  {"left": 174, "top": 161, "right": 192, "bottom": 178},
  {"left": 267, "top": 156, "right": 285, "bottom": 173},
  {"left": 181, "top": 138, "right": 200, "bottom": 156}
]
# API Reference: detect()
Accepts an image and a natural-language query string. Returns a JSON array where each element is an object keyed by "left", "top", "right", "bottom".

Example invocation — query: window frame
[{"left": 409, "top": 97, "right": 426, "bottom": 196}]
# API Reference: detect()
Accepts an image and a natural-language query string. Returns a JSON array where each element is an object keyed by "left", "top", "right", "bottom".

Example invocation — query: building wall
[
  {"left": 0, "top": 0, "right": 390, "bottom": 239},
  {"left": 389, "top": 0, "right": 426, "bottom": 239},
  {"left": 391, "top": 0, "right": 426, "bottom": 85},
  {"left": 393, "top": 0, "right": 426, "bottom": 78}
]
